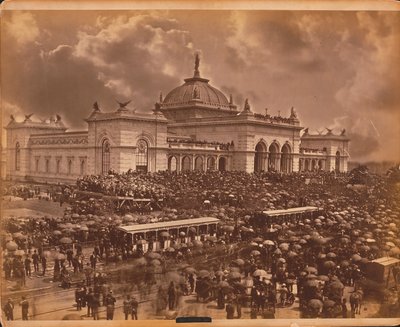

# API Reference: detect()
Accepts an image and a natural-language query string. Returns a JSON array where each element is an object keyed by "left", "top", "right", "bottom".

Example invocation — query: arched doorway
[
  {"left": 280, "top": 144, "right": 291, "bottom": 173},
  {"left": 268, "top": 143, "right": 279, "bottom": 172},
  {"left": 254, "top": 141, "right": 267, "bottom": 173},
  {"left": 318, "top": 159, "right": 324, "bottom": 171},
  {"left": 182, "top": 156, "right": 191, "bottom": 171},
  {"left": 207, "top": 157, "right": 216, "bottom": 171},
  {"left": 305, "top": 159, "right": 310, "bottom": 171},
  {"left": 218, "top": 157, "right": 226, "bottom": 171},
  {"left": 136, "top": 139, "right": 148, "bottom": 173},
  {"left": 195, "top": 156, "right": 204, "bottom": 171},
  {"left": 102, "top": 139, "right": 110, "bottom": 174},
  {"left": 168, "top": 156, "right": 177, "bottom": 172},
  {"left": 335, "top": 151, "right": 341, "bottom": 172}
]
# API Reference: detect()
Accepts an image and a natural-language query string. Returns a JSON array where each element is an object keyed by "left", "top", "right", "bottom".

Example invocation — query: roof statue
[
  {"left": 265, "top": 108, "right": 269, "bottom": 116},
  {"left": 116, "top": 99, "right": 132, "bottom": 111},
  {"left": 341, "top": 128, "right": 346, "bottom": 136},
  {"left": 303, "top": 128, "right": 309, "bottom": 134},
  {"left": 24, "top": 114, "right": 33, "bottom": 121},
  {"left": 194, "top": 53, "right": 200, "bottom": 77},
  {"left": 244, "top": 98, "right": 251, "bottom": 112},
  {"left": 290, "top": 106, "right": 298, "bottom": 119},
  {"left": 278, "top": 110, "right": 281, "bottom": 117},
  {"left": 154, "top": 102, "right": 161, "bottom": 111},
  {"left": 326, "top": 127, "right": 333, "bottom": 134},
  {"left": 193, "top": 86, "right": 200, "bottom": 99},
  {"left": 93, "top": 101, "right": 100, "bottom": 112},
  {"left": 56, "top": 114, "right": 62, "bottom": 122},
  {"left": 10, "top": 115, "right": 15, "bottom": 122},
  {"left": 229, "top": 94, "right": 233, "bottom": 105},
  {"left": 159, "top": 92, "right": 163, "bottom": 103}
]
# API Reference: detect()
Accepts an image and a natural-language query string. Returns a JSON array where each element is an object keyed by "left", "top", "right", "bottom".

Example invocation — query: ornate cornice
[{"left": 30, "top": 136, "right": 88, "bottom": 146}]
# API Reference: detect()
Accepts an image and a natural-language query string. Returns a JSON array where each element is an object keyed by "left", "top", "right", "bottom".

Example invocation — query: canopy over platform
[
  {"left": 118, "top": 217, "right": 220, "bottom": 234},
  {"left": 370, "top": 257, "right": 400, "bottom": 266}
]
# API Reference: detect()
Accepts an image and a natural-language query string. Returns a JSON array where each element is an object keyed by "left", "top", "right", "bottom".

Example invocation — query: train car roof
[
  {"left": 370, "top": 257, "right": 400, "bottom": 266},
  {"left": 262, "top": 206, "right": 320, "bottom": 216},
  {"left": 117, "top": 217, "right": 220, "bottom": 234}
]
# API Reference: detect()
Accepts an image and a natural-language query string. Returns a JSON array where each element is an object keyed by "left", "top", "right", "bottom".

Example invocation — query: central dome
[{"left": 161, "top": 54, "right": 234, "bottom": 111}]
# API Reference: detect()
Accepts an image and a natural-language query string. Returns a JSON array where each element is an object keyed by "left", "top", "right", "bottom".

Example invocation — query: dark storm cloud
[{"left": 2, "top": 10, "right": 399, "bottom": 162}]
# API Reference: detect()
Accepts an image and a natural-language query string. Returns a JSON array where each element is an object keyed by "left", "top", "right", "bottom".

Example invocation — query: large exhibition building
[{"left": 5, "top": 57, "right": 349, "bottom": 183}]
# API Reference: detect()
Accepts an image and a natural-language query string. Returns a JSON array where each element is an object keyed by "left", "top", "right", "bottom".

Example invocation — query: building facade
[{"left": 5, "top": 58, "right": 350, "bottom": 183}]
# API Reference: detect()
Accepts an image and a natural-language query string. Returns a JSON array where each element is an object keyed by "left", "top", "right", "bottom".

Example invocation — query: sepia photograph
[{"left": 1, "top": 0, "right": 400, "bottom": 325}]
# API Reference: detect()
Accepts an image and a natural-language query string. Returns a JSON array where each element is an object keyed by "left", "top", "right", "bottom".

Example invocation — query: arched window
[
  {"left": 15, "top": 142, "right": 20, "bottom": 171},
  {"left": 335, "top": 151, "right": 341, "bottom": 173},
  {"left": 168, "top": 156, "right": 177, "bottom": 172},
  {"left": 45, "top": 159, "right": 50, "bottom": 173},
  {"left": 207, "top": 157, "right": 216, "bottom": 171},
  {"left": 218, "top": 157, "right": 227, "bottom": 172},
  {"left": 68, "top": 159, "right": 73, "bottom": 175},
  {"left": 80, "top": 160, "right": 86, "bottom": 175},
  {"left": 254, "top": 141, "right": 267, "bottom": 173},
  {"left": 56, "top": 159, "right": 61, "bottom": 174},
  {"left": 182, "top": 156, "right": 191, "bottom": 171},
  {"left": 195, "top": 156, "right": 204, "bottom": 171},
  {"left": 268, "top": 143, "right": 279, "bottom": 172},
  {"left": 280, "top": 144, "right": 291, "bottom": 173},
  {"left": 102, "top": 139, "right": 111, "bottom": 174},
  {"left": 136, "top": 139, "right": 148, "bottom": 173}
]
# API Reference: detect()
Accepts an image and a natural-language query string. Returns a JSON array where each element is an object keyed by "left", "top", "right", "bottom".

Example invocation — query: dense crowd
[{"left": 2, "top": 168, "right": 400, "bottom": 319}]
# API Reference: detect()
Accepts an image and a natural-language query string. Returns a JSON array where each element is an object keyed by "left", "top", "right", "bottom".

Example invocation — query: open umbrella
[
  {"left": 53, "top": 230, "right": 62, "bottom": 236},
  {"left": 166, "top": 247, "right": 175, "bottom": 253},
  {"left": 146, "top": 252, "right": 161, "bottom": 260},
  {"left": 323, "top": 261, "right": 336, "bottom": 269},
  {"left": 251, "top": 250, "right": 261, "bottom": 256},
  {"left": 59, "top": 237, "right": 72, "bottom": 244},
  {"left": 323, "top": 299, "right": 336, "bottom": 308},
  {"left": 253, "top": 237, "right": 263, "bottom": 243},
  {"left": 232, "top": 259, "right": 245, "bottom": 266},
  {"left": 340, "top": 260, "right": 350, "bottom": 267},
  {"left": 279, "top": 243, "right": 290, "bottom": 251},
  {"left": 56, "top": 253, "right": 66, "bottom": 260},
  {"left": 6, "top": 241, "right": 18, "bottom": 251},
  {"left": 228, "top": 271, "right": 242, "bottom": 280},
  {"left": 263, "top": 240, "right": 275, "bottom": 246},
  {"left": 308, "top": 299, "right": 323, "bottom": 309},
  {"left": 184, "top": 267, "right": 196, "bottom": 274},
  {"left": 15, "top": 250, "right": 25, "bottom": 256},
  {"left": 351, "top": 254, "right": 362, "bottom": 261},
  {"left": 253, "top": 269, "right": 268, "bottom": 277},
  {"left": 193, "top": 240, "right": 203, "bottom": 247},
  {"left": 137, "top": 239, "right": 148, "bottom": 245},
  {"left": 198, "top": 270, "right": 211, "bottom": 278},
  {"left": 134, "top": 257, "right": 147, "bottom": 266},
  {"left": 159, "top": 231, "right": 170, "bottom": 238},
  {"left": 326, "top": 252, "right": 337, "bottom": 259},
  {"left": 318, "top": 275, "right": 329, "bottom": 282},
  {"left": 151, "top": 259, "right": 161, "bottom": 266},
  {"left": 304, "top": 267, "right": 318, "bottom": 274}
]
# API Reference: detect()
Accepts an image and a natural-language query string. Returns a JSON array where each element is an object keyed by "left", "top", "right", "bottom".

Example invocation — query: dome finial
[{"left": 194, "top": 53, "right": 200, "bottom": 77}]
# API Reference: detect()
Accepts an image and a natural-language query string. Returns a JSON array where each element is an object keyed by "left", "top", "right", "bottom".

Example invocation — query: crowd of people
[{"left": 2, "top": 167, "right": 400, "bottom": 319}]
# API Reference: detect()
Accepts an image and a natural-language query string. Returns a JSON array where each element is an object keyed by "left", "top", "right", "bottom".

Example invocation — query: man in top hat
[
  {"left": 20, "top": 296, "right": 29, "bottom": 320},
  {"left": 3, "top": 298, "right": 14, "bottom": 320},
  {"left": 105, "top": 290, "right": 116, "bottom": 320}
]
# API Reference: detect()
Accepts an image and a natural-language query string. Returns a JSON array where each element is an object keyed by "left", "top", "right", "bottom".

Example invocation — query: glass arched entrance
[
  {"left": 335, "top": 151, "right": 341, "bottom": 172},
  {"left": 207, "top": 157, "right": 216, "bottom": 171},
  {"left": 268, "top": 143, "right": 279, "bottom": 172},
  {"left": 182, "top": 156, "right": 191, "bottom": 171},
  {"left": 168, "top": 156, "right": 177, "bottom": 172},
  {"left": 102, "top": 139, "right": 110, "bottom": 174},
  {"left": 254, "top": 142, "right": 267, "bottom": 173},
  {"left": 218, "top": 157, "right": 226, "bottom": 171},
  {"left": 195, "top": 156, "right": 204, "bottom": 171},
  {"left": 136, "top": 139, "right": 148, "bottom": 173},
  {"left": 280, "top": 144, "right": 291, "bottom": 173}
]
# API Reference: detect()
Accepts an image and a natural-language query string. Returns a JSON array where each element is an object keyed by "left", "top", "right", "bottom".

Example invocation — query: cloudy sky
[{"left": 2, "top": 10, "right": 399, "bottom": 162}]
